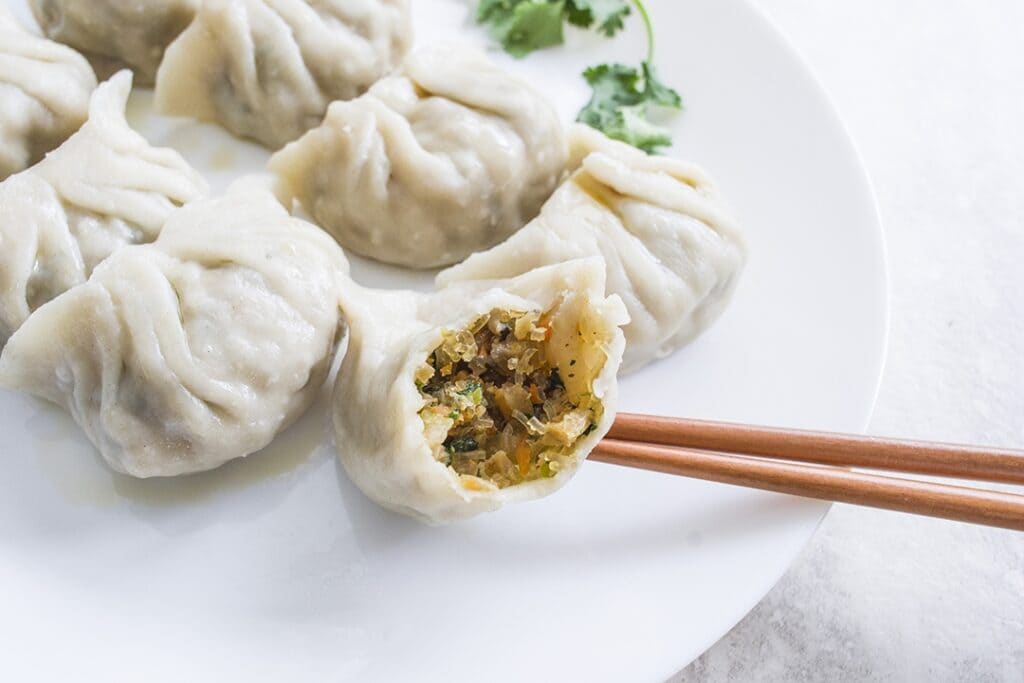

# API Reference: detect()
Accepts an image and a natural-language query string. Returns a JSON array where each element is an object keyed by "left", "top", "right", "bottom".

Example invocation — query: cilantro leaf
[
  {"left": 612, "top": 105, "right": 673, "bottom": 151},
  {"left": 640, "top": 60, "right": 681, "bottom": 108},
  {"left": 576, "top": 60, "right": 683, "bottom": 153},
  {"left": 591, "top": 0, "right": 632, "bottom": 36},
  {"left": 478, "top": 0, "right": 567, "bottom": 58},
  {"left": 564, "top": 0, "right": 595, "bottom": 28},
  {"left": 478, "top": 0, "right": 630, "bottom": 57},
  {"left": 564, "top": 0, "right": 631, "bottom": 36},
  {"left": 476, "top": 0, "right": 508, "bottom": 21},
  {"left": 476, "top": 0, "right": 685, "bottom": 153}
]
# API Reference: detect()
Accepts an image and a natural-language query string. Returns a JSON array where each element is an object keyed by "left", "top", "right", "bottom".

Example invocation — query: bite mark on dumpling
[{"left": 417, "top": 305, "right": 611, "bottom": 490}]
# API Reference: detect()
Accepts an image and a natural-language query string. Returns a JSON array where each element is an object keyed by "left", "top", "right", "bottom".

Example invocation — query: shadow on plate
[
  {"left": 328, "top": 439, "right": 820, "bottom": 569},
  {"left": 27, "top": 392, "right": 330, "bottom": 510},
  {"left": 463, "top": 488, "right": 817, "bottom": 567},
  {"left": 331, "top": 445, "right": 425, "bottom": 553}
]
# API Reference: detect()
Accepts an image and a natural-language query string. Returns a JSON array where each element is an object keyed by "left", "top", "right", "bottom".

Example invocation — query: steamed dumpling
[
  {"left": 333, "top": 258, "right": 628, "bottom": 524},
  {"left": 0, "top": 7, "right": 96, "bottom": 180},
  {"left": 0, "top": 179, "right": 349, "bottom": 478},
  {"left": 28, "top": 0, "right": 198, "bottom": 85},
  {"left": 269, "top": 44, "right": 568, "bottom": 268},
  {"left": 0, "top": 71, "right": 208, "bottom": 346},
  {"left": 155, "top": 0, "right": 412, "bottom": 149},
  {"left": 438, "top": 124, "right": 747, "bottom": 373}
]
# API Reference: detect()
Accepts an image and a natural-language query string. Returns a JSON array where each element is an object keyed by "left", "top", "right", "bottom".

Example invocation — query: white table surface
[{"left": 674, "top": 1, "right": 1024, "bottom": 679}]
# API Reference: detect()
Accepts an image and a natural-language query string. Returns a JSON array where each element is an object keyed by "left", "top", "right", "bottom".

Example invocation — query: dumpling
[
  {"left": 0, "top": 71, "right": 207, "bottom": 346},
  {"left": 438, "top": 124, "right": 747, "bottom": 373},
  {"left": 28, "top": 0, "right": 198, "bottom": 85},
  {"left": 0, "top": 7, "right": 96, "bottom": 180},
  {"left": 269, "top": 44, "right": 568, "bottom": 268},
  {"left": 0, "top": 179, "right": 349, "bottom": 478},
  {"left": 155, "top": 0, "right": 413, "bottom": 149},
  {"left": 333, "top": 258, "right": 628, "bottom": 524}
]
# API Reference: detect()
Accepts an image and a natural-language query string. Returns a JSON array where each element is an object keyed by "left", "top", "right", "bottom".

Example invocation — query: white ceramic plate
[{"left": 0, "top": 0, "right": 887, "bottom": 680}]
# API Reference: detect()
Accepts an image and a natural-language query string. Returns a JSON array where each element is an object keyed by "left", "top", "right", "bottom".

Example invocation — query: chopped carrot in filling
[{"left": 417, "top": 308, "right": 602, "bottom": 488}]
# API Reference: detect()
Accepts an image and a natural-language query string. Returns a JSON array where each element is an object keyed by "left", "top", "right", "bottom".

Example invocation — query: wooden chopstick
[
  {"left": 591, "top": 413, "right": 1024, "bottom": 531},
  {"left": 590, "top": 440, "right": 1024, "bottom": 531},
  {"left": 606, "top": 413, "right": 1024, "bottom": 485}
]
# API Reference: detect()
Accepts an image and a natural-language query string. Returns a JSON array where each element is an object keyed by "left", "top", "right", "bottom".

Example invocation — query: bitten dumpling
[
  {"left": 438, "top": 124, "right": 747, "bottom": 373},
  {"left": 28, "top": 0, "right": 198, "bottom": 85},
  {"left": 155, "top": 0, "right": 412, "bottom": 149},
  {"left": 0, "top": 179, "right": 349, "bottom": 478},
  {"left": 333, "top": 258, "right": 628, "bottom": 524},
  {"left": 0, "top": 7, "right": 96, "bottom": 180},
  {"left": 268, "top": 44, "right": 568, "bottom": 268},
  {"left": 0, "top": 71, "right": 208, "bottom": 346}
]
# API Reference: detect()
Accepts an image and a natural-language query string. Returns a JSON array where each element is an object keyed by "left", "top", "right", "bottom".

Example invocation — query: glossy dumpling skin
[
  {"left": 0, "top": 71, "right": 208, "bottom": 346},
  {"left": 333, "top": 259, "right": 627, "bottom": 524},
  {"left": 155, "top": 0, "right": 412, "bottom": 149},
  {"left": 0, "top": 179, "right": 349, "bottom": 478},
  {"left": 438, "top": 124, "right": 747, "bottom": 373},
  {"left": 28, "top": 0, "right": 197, "bottom": 86},
  {"left": 0, "top": 7, "right": 96, "bottom": 180},
  {"left": 269, "top": 44, "right": 568, "bottom": 268}
]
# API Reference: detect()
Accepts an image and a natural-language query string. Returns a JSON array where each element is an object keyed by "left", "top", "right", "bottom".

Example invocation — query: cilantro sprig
[
  {"left": 577, "top": 2, "right": 682, "bottom": 152},
  {"left": 477, "top": 0, "right": 632, "bottom": 57},
  {"left": 476, "top": 0, "right": 682, "bottom": 153}
]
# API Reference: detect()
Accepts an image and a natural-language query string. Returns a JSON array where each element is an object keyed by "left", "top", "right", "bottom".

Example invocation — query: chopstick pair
[{"left": 591, "top": 413, "right": 1024, "bottom": 531}]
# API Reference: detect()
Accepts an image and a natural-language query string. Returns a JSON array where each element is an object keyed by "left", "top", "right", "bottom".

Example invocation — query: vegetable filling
[{"left": 417, "top": 307, "right": 603, "bottom": 488}]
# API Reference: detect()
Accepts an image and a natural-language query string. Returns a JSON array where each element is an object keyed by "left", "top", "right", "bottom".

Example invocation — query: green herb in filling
[{"left": 417, "top": 308, "right": 603, "bottom": 488}]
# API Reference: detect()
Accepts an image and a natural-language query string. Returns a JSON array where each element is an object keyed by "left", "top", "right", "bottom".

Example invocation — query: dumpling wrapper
[
  {"left": 0, "top": 7, "right": 96, "bottom": 180},
  {"left": 269, "top": 44, "right": 568, "bottom": 268},
  {"left": 28, "top": 0, "right": 198, "bottom": 85},
  {"left": 155, "top": 0, "right": 412, "bottom": 149},
  {"left": 333, "top": 258, "right": 628, "bottom": 524},
  {"left": 0, "top": 179, "right": 349, "bottom": 478},
  {"left": 438, "top": 124, "right": 747, "bottom": 373},
  {"left": 0, "top": 71, "right": 208, "bottom": 346}
]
